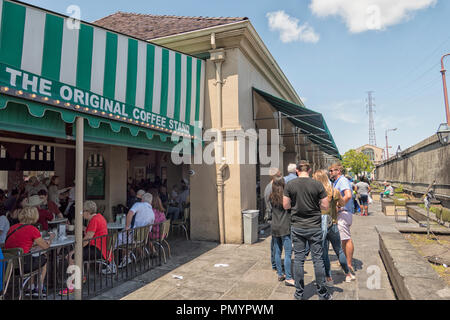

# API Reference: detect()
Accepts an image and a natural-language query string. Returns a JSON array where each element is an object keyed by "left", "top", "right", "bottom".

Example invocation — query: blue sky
[{"left": 21, "top": 0, "right": 450, "bottom": 156}]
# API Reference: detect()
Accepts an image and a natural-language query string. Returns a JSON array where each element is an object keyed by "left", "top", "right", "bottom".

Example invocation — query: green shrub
[
  {"left": 442, "top": 208, "right": 450, "bottom": 223},
  {"left": 434, "top": 207, "right": 442, "bottom": 220}
]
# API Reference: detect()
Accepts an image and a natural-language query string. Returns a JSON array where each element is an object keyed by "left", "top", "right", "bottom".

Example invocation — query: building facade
[{"left": 0, "top": 1, "right": 340, "bottom": 244}]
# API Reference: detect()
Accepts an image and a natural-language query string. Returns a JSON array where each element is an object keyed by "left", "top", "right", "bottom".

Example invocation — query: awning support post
[{"left": 74, "top": 116, "right": 84, "bottom": 300}]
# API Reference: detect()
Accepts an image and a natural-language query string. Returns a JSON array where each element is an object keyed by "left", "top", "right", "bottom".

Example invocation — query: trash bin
[{"left": 242, "top": 210, "right": 259, "bottom": 244}]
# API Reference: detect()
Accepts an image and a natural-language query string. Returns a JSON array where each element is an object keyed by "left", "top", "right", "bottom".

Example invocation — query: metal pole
[
  {"left": 74, "top": 117, "right": 84, "bottom": 300},
  {"left": 385, "top": 130, "right": 389, "bottom": 161},
  {"left": 440, "top": 54, "right": 450, "bottom": 125}
]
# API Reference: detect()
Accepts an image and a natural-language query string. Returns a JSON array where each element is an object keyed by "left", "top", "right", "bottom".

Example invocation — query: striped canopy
[{"left": 0, "top": 0, "right": 205, "bottom": 137}]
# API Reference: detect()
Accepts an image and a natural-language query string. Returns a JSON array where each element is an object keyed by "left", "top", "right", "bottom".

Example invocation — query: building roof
[
  {"left": 356, "top": 144, "right": 384, "bottom": 152},
  {"left": 94, "top": 12, "right": 248, "bottom": 40}
]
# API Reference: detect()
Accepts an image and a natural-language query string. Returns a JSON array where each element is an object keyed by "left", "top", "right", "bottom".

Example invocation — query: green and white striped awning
[{"left": 0, "top": 0, "right": 205, "bottom": 141}]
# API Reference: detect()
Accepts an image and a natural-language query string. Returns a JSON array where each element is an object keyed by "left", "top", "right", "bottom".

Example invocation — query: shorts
[
  {"left": 337, "top": 211, "right": 352, "bottom": 241},
  {"left": 359, "top": 194, "right": 369, "bottom": 206},
  {"left": 23, "top": 255, "right": 47, "bottom": 274}
]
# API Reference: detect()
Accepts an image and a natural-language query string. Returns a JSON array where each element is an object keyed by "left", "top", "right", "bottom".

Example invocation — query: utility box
[{"left": 242, "top": 210, "right": 259, "bottom": 244}]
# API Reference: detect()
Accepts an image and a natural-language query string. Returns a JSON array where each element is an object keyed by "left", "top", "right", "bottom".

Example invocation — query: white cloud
[
  {"left": 310, "top": 0, "right": 437, "bottom": 33},
  {"left": 266, "top": 10, "right": 320, "bottom": 43}
]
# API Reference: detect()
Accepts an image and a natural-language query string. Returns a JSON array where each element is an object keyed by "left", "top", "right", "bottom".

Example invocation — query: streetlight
[
  {"left": 440, "top": 54, "right": 450, "bottom": 125},
  {"left": 437, "top": 54, "right": 450, "bottom": 144},
  {"left": 436, "top": 123, "right": 450, "bottom": 145},
  {"left": 385, "top": 128, "right": 397, "bottom": 161}
]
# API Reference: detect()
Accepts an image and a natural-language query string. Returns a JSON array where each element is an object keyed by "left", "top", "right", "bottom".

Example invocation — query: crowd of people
[
  {"left": 264, "top": 161, "right": 373, "bottom": 300},
  {"left": 0, "top": 174, "right": 190, "bottom": 297}
]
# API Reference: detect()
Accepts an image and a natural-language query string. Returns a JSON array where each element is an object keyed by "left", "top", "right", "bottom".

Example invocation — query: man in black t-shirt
[{"left": 283, "top": 161, "right": 331, "bottom": 300}]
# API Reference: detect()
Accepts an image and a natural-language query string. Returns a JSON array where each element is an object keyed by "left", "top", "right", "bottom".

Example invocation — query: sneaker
[
  {"left": 285, "top": 279, "right": 295, "bottom": 287},
  {"left": 325, "top": 278, "right": 334, "bottom": 286},
  {"left": 319, "top": 292, "right": 333, "bottom": 300},
  {"left": 345, "top": 274, "right": 356, "bottom": 282},
  {"left": 278, "top": 275, "right": 286, "bottom": 281},
  {"left": 318, "top": 286, "right": 333, "bottom": 300},
  {"left": 118, "top": 256, "right": 132, "bottom": 269},
  {"left": 102, "top": 263, "right": 117, "bottom": 275},
  {"left": 32, "top": 286, "right": 47, "bottom": 298},
  {"left": 58, "top": 288, "right": 74, "bottom": 296},
  {"left": 24, "top": 289, "right": 32, "bottom": 297}
]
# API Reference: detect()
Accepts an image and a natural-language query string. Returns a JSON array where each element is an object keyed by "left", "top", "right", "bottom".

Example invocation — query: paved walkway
[{"left": 94, "top": 200, "right": 418, "bottom": 300}]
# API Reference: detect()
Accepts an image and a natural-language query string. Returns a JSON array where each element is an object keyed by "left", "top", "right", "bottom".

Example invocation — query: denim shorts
[{"left": 359, "top": 194, "right": 368, "bottom": 206}]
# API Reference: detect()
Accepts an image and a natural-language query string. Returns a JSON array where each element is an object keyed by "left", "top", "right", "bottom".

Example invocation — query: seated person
[
  {"left": 149, "top": 192, "right": 167, "bottom": 241},
  {"left": 0, "top": 208, "right": 10, "bottom": 245},
  {"left": 38, "top": 190, "right": 64, "bottom": 220},
  {"left": 117, "top": 193, "right": 155, "bottom": 267},
  {"left": 5, "top": 206, "right": 55, "bottom": 297},
  {"left": 381, "top": 182, "right": 394, "bottom": 198},
  {"left": 22, "top": 195, "right": 55, "bottom": 232},
  {"left": 61, "top": 201, "right": 108, "bottom": 296},
  {"left": 119, "top": 193, "right": 155, "bottom": 245}
]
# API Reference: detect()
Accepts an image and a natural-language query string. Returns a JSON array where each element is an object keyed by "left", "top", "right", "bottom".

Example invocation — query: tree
[{"left": 341, "top": 149, "right": 374, "bottom": 177}]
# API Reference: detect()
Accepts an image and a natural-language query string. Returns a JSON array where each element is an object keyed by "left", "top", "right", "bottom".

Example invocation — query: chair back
[
  {"left": 134, "top": 225, "right": 150, "bottom": 245},
  {"left": 106, "top": 232, "right": 118, "bottom": 261},
  {"left": 161, "top": 220, "right": 171, "bottom": 241},
  {"left": 184, "top": 208, "right": 190, "bottom": 222},
  {"left": 1, "top": 252, "right": 16, "bottom": 299}
]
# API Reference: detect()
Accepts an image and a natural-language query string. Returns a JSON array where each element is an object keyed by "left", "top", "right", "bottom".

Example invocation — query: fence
[{"left": 0, "top": 222, "right": 164, "bottom": 300}]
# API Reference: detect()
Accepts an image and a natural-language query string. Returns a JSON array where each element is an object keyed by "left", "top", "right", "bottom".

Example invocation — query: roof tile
[{"left": 94, "top": 12, "right": 247, "bottom": 40}]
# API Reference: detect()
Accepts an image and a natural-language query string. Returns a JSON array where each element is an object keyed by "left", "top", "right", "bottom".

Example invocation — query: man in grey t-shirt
[{"left": 356, "top": 179, "right": 371, "bottom": 216}]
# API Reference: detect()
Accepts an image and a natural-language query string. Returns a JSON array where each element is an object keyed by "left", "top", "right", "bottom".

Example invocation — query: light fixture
[
  {"left": 17, "top": 90, "right": 23, "bottom": 95},
  {"left": 437, "top": 123, "right": 450, "bottom": 145}
]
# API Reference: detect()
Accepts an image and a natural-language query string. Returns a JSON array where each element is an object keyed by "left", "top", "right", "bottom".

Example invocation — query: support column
[{"left": 74, "top": 117, "right": 84, "bottom": 300}]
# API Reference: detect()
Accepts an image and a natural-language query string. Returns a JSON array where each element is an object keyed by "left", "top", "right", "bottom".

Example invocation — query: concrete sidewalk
[{"left": 94, "top": 200, "right": 417, "bottom": 300}]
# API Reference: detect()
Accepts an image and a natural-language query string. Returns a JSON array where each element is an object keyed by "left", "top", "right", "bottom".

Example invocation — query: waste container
[{"left": 242, "top": 210, "right": 259, "bottom": 244}]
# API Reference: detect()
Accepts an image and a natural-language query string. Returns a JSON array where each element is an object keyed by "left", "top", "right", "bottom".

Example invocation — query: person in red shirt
[
  {"left": 5, "top": 206, "right": 55, "bottom": 297},
  {"left": 38, "top": 189, "right": 63, "bottom": 218},
  {"left": 62, "top": 201, "right": 108, "bottom": 295}
]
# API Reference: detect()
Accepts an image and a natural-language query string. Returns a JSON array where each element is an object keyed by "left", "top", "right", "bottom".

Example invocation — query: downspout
[{"left": 209, "top": 33, "right": 228, "bottom": 244}]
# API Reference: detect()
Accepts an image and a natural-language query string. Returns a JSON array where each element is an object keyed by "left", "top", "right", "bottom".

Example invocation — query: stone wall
[{"left": 375, "top": 134, "right": 450, "bottom": 206}]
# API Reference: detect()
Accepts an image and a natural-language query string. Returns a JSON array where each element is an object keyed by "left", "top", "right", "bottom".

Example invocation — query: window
[{"left": 362, "top": 148, "right": 375, "bottom": 161}]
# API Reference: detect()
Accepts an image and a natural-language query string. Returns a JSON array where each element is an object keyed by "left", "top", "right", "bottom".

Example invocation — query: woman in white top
[
  {"left": 48, "top": 176, "right": 72, "bottom": 208},
  {"left": 0, "top": 210, "right": 10, "bottom": 244}
]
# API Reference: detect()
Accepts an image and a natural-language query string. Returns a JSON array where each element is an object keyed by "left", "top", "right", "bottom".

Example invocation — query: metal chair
[
  {"left": 1, "top": 248, "right": 21, "bottom": 300},
  {"left": 171, "top": 207, "right": 190, "bottom": 240},
  {"left": 154, "top": 220, "right": 171, "bottom": 263},
  {"left": 394, "top": 198, "right": 408, "bottom": 223}
]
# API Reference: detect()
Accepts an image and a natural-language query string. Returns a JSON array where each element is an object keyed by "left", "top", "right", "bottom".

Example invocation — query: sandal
[{"left": 285, "top": 279, "right": 295, "bottom": 287}]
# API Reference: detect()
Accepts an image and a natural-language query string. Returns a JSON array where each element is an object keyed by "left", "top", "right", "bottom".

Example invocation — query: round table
[
  {"left": 49, "top": 235, "right": 75, "bottom": 247},
  {"left": 107, "top": 222, "right": 125, "bottom": 231},
  {"left": 48, "top": 218, "right": 68, "bottom": 226}
]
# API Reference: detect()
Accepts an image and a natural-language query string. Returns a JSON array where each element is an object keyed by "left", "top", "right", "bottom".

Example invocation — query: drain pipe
[{"left": 209, "top": 33, "right": 228, "bottom": 244}]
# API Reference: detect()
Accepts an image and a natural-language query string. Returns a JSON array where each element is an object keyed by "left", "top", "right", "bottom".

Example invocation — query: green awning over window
[{"left": 253, "top": 88, "right": 340, "bottom": 158}]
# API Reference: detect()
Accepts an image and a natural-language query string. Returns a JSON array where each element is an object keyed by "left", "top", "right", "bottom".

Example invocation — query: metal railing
[{"left": 0, "top": 222, "right": 164, "bottom": 300}]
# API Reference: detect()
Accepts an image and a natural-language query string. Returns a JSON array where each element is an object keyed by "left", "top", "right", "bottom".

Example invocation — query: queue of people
[{"left": 265, "top": 161, "right": 369, "bottom": 300}]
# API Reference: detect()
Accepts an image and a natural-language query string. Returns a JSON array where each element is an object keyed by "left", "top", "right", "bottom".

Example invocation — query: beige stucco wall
[{"left": 190, "top": 47, "right": 291, "bottom": 243}]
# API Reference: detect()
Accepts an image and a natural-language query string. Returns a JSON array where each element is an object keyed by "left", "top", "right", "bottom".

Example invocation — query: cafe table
[
  {"left": 48, "top": 218, "right": 68, "bottom": 226},
  {"left": 107, "top": 222, "right": 125, "bottom": 231}
]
